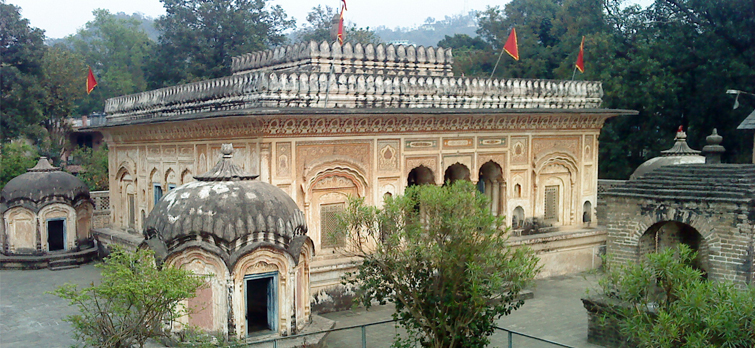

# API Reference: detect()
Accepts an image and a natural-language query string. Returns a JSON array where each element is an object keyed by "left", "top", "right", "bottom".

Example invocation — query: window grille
[
  {"left": 320, "top": 203, "right": 345, "bottom": 248},
  {"left": 544, "top": 185, "right": 559, "bottom": 221}
]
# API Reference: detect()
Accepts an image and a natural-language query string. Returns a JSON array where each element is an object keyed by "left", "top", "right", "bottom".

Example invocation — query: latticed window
[
  {"left": 320, "top": 203, "right": 345, "bottom": 248},
  {"left": 544, "top": 185, "right": 559, "bottom": 221}
]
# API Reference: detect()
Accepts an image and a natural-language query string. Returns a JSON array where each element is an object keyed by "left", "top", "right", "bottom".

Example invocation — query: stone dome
[
  {"left": 143, "top": 144, "right": 309, "bottom": 266},
  {"left": 0, "top": 157, "right": 90, "bottom": 212},
  {"left": 630, "top": 127, "right": 704, "bottom": 180}
]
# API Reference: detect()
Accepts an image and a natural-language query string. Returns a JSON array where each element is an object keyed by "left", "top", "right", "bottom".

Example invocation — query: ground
[{"left": 0, "top": 265, "right": 602, "bottom": 348}]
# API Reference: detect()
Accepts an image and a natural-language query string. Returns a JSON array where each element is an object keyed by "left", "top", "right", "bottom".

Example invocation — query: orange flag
[
  {"left": 575, "top": 36, "right": 585, "bottom": 73},
  {"left": 337, "top": 7, "right": 345, "bottom": 44},
  {"left": 86, "top": 66, "right": 98, "bottom": 94},
  {"left": 503, "top": 28, "right": 519, "bottom": 60}
]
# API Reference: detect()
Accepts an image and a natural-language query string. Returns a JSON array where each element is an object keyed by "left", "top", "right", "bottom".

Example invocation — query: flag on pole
[
  {"left": 337, "top": 7, "right": 345, "bottom": 44},
  {"left": 503, "top": 28, "right": 519, "bottom": 61},
  {"left": 341, "top": 0, "right": 347, "bottom": 11},
  {"left": 86, "top": 66, "right": 98, "bottom": 94},
  {"left": 575, "top": 36, "right": 585, "bottom": 73}
]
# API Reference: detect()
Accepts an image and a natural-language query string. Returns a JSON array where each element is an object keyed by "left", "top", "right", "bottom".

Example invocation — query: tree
[
  {"left": 596, "top": 245, "right": 755, "bottom": 347},
  {"left": 69, "top": 145, "right": 109, "bottom": 191},
  {"left": 148, "top": 0, "right": 295, "bottom": 88},
  {"left": 0, "top": 1, "right": 47, "bottom": 141},
  {"left": 0, "top": 142, "right": 38, "bottom": 188},
  {"left": 338, "top": 181, "right": 540, "bottom": 348},
  {"left": 53, "top": 247, "right": 206, "bottom": 348},
  {"left": 66, "top": 9, "right": 154, "bottom": 115},
  {"left": 437, "top": 34, "right": 493, "bottom": 78}
]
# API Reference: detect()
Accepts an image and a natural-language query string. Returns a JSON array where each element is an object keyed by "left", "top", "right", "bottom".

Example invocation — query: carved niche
[
  {"left": 277, "top": 142, "right": 292, "bottom": 177},
  {"left": 377, "top": 140, "right": 400, "bottom": 172},
  {"left": 511, "top": 137, "right": 528, "bottom": 165}
]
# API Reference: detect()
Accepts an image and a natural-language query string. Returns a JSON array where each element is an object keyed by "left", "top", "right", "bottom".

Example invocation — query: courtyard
[{"left": 0, "top": 264, "right": 602, "bottom": 348}]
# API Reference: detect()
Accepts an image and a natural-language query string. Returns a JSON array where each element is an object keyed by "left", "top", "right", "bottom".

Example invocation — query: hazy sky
[{"left": 8, "top": 0, "right": 654, "bottom": 39}]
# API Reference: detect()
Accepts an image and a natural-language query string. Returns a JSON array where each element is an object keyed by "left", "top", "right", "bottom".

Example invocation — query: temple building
[
  {"left": 90, "top": 40, "right": 635, "bottom": 319},
  {"left": 0, "top": 157, "right": 97, "bottom": 269},
  {"left": 143, "top": 144, "right": 313, "bottom": 337}
]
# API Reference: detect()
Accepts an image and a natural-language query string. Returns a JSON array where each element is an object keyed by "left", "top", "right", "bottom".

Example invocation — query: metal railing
[{"left": 198, "top": 320, "right": 574, "bottom": 348}]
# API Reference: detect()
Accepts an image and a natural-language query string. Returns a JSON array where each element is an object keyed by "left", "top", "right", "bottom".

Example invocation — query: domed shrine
[
  {"left": 0, "top": 157, "right": 97, "bottom": 269},
  {"left": 629, "top": 126, "right": 705, "bottom": 180},
  {"left": 143, "top": 144, "right": 314, "bottom": 338}
]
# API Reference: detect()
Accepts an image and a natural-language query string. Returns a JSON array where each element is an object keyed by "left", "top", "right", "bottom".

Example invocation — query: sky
[{"left": 8, "top": 0, "right": 655, "bottom": 40}]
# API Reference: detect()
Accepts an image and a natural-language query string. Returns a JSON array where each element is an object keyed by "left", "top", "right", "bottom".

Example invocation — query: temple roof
[
  {"left": 143, "top": 144, "right": 309, "bottom": 267},
  {"left": 99, "top": 40, "right": 610, "bottom": 126},
  {"left": 737, "top": 109, "right": 755, "bottom": 130},
  {"left": 630, "top": 127, "right": 705, "bottom": 180},
  {"left": 0, "top": 157, "right": 90, "bottom": 213}
]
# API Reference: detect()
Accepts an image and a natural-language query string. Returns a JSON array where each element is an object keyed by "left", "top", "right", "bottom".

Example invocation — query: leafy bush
[
  {"left": 53, "top": 247, "right": 206, "bottom": 348},
  {"left": 339, "top": 181, "right": 540, "bottom": 348},
  {"left": 598, "top": 245, "right": 755, "bottom": 348}
]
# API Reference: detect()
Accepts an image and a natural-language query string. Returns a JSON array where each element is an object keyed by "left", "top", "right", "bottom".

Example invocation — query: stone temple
[
  {"left": 0, "top": 157, "right": 97, "bottom": 269},
  {"left": 88, "top": 40, "right": 636, "bottom": 338}
]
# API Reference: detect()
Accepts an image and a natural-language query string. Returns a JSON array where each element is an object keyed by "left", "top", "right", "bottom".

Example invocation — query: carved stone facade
[{"left": 94, "top": 41, "right": 635, "bottom": 317}]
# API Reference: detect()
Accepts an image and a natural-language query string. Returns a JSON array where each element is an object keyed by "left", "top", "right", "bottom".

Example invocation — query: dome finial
[
  {"left": 221, "top": 143, "right": 233, "bottom": 158},
  {"left": 28, "top": 157, "right": 60, "bottom": 172}
]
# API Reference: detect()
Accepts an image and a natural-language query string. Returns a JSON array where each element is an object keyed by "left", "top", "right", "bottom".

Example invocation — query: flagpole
[
  {"left": 490, "top": 47, "right": 506, "bottom": 80},
  {"left": 571, "top": 66, "right": 577, "bottom": 81}
]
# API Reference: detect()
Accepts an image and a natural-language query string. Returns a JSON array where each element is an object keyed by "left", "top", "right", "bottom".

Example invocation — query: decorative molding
[
  {"left": 443, "top": 138, "right": 474, "bottom": 149},
  {"left": 511, "top": 137, "right": 529, "bottom": 165},
  {"left": 405, "top": 138, "right": 438, "bottom": 150},
  {"left": 478, "top": 137, "right": 507, "bottom": 148},
  {"left": 377, "top": 140, "right": 399, "bottom": 172},
  {"left": 276, "top": 142, "right": 291, "bottom": 178},
  {"left": 105, "top": 113, "right": 613, "bottom": 143},
  {"left": 532, "top": 137, "right": 580, "bottom": 162}
]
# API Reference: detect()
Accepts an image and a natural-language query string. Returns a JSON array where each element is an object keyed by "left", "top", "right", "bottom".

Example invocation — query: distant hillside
[
  {"left": 45, "top": 12, "right": 158, "bottom": 46},
  {"left": 374, "top": 11, "right": 478, "bottom": 47}
]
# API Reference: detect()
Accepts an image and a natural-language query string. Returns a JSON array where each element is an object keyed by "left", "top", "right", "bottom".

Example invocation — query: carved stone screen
[
  {"left": 320, "top": 203, "right": 345, "bottom": 248},
  {"left": 545, "top": 186, "right": 559, "bottom": 221}
]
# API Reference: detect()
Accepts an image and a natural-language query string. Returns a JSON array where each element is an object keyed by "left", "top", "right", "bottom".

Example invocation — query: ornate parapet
[
  {"left": 105, "top": 71, "right": 604, "bottom": 124},
  {"left": 231, "top": 41, "right": 454, "bottom": 77}
]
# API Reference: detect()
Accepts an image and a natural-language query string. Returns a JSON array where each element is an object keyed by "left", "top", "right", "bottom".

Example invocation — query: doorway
[
  {"left": 245, "top": 272, "right": 278, "bottom": 335},
  {"left": 48, "top": 219, "right": 65, "bottom": 251}
]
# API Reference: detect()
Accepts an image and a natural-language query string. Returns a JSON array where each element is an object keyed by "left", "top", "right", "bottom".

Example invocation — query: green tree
[
  {"left": 69, "top": 145, "right": 109, "bottom": 191},
  {"left": 293, "top": 5, "right": 382, "bottom": 46},
  {"left": 0, "top": 142, "right": 38, "bottom": 188},
  {"left": 338, "top": 181, "right": 540, "bottom": 348},
  {"left": 437, "top": 34, "right": 493, "bottom": 78},
  {"left": 148, "top": 0, "right": 295, "bottom": 88},
  {"left": 596, "top": 245, "right": 755, "bottom": 347},
  {"left": 53, "top": 247, "right": 206, "bottom": 348},
  {"left": 66, "top": 9, "right": 154, "bottom": 115},
  {"left": 0, "top": 1, "right": 47, "bottom": 141}
]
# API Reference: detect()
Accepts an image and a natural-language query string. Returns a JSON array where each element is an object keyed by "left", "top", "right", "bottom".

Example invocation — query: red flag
[
  {"left": 503, "top": 28, "right": 519, "bottom": 61},
  {"left": 341, "top": 0, "right": 347, "bottom": 11},
  {"left": 86, "top": 66, "right": 98, "bottom": 94},
  {"left": 337, "top": 7, "right": 345, "bottom": 45},
  {"left": 575, "top": 36, "right": 585, "bottom": 73}
]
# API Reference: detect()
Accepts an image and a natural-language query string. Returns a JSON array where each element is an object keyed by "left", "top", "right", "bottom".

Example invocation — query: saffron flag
[
  {"left": 337, "top": 7, "right": 345, "bottom": 45},
  {"left": 575, "top": 36, "right": 585, "bottom": 73},
  {"left": 86, "top": 66, "right": 98, "bottom": 94},
  {"left": 503, "top": 28, "right": 519, "bottom": 61}
]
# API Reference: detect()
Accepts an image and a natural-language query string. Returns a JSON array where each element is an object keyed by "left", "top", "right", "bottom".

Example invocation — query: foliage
[
  {"left": 65, "top": 9, "right": 154, "bottom": 115},
  {"left": 597, "top": 245, "right": 755, "bottom": 347},
  {"left": 0, "top": 0, "right": 47, "bottom": 141},
  {"left": 338, "top": 181, "right": 540, "bottom": 348},
  {"left": 292, "top": 5, "right": 383, "bottom": 46},
  {"left": 437, "top": 34, "right": 493, "bottom": 78},
  {"left": 149, "top": 0, "right": 295, "bottom": 88},
  {"left": 0, "top": 142, "right": 38, "bottom": 188},
  {"left": 53, "top": 247, "right": 206, "bottom": 348},
  {"left": 70, "top": 145, "right": 109, "bottom": 191}
]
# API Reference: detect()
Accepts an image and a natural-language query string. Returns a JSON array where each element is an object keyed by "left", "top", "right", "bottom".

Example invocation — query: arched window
[
  {"left": 478, "top": 161, "right": 504, "bottom": 215},
  {"left": 407, "top": 165, "right": 435, "bottom": 187},
  {"left": 443, "top": 163, "right": 470, "bottom": 185},
  {"left": 512, "top": 206, "right": 525, "bottom": 230},
  {"left": 582, "top": 201, "right": 592, "bottom": 225}
]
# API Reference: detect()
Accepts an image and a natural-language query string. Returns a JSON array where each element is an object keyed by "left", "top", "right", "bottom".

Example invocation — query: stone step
[{"left": 49, "top": 259, "right": 79, "bottom": 271}]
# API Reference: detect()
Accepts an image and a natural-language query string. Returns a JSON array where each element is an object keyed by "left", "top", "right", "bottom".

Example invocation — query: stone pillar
[{"left": 260, "top": 143, "right": 271, "bottom": 183}]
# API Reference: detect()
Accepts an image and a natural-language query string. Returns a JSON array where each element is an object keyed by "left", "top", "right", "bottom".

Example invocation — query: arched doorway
[
  {"left": 407, "top": 165, "right": 435, "bottom": 187},
  {"left": 478, "top": 161, "right": 504, "bottom": 215},
  {"left": 443, "top": 163, "right": 470, "bottom": 185},
  {"left": 639, "top": 221, "right": 708, "bottom": 276}
]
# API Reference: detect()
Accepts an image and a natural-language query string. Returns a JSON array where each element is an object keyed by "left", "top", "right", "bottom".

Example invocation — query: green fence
[{"left": 226, "top": 320, "right": 574, "bottom": 348}]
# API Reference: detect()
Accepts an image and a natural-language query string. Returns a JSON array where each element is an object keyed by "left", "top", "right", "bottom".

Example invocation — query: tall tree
[
  {"left": 66, "top": 9, "right": 154, "bottom": 115},
  {"left": 148, "top": 0, "right": 295, "bottom": 88},
  {"left": 0, "top": 0, "right": 46, "bottom": 141}
]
